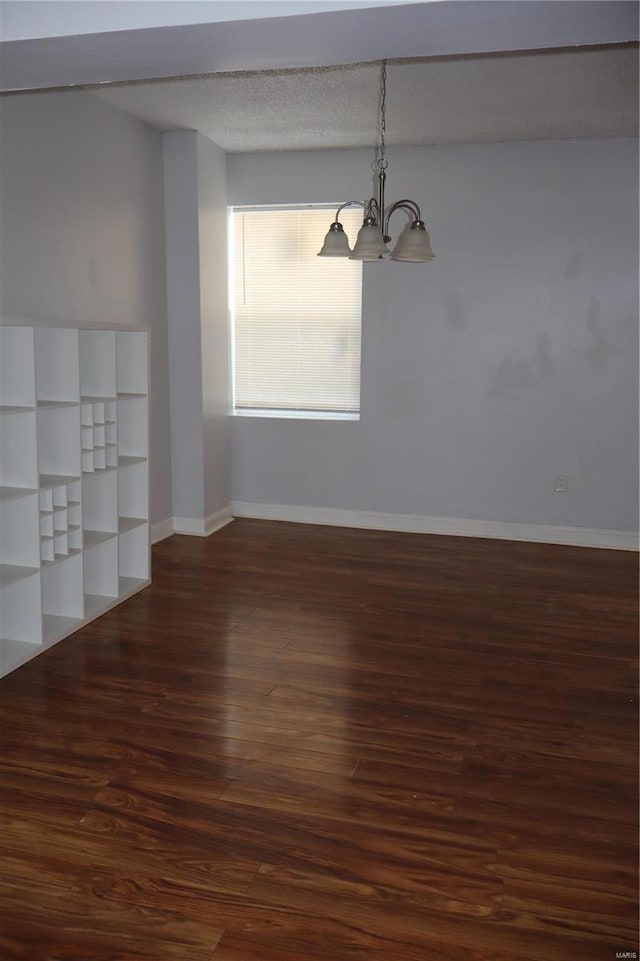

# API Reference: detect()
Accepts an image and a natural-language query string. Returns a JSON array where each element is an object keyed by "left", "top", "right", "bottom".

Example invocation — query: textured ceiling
[{"left": 92, "top": 46, "right": 638, "bottom": 152}]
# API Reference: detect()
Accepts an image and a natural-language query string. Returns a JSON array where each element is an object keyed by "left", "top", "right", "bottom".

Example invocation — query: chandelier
[{"left": 318, "top": 61, "right": 434, "bottom": 263}]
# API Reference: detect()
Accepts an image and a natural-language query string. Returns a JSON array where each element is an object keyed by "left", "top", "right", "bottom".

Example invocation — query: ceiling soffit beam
[{"left": 1, "top": 1, "right": 638, "bottom": 93}]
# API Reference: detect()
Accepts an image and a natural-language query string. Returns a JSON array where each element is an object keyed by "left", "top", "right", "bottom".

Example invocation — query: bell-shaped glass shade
[
  {"left": 318, "top": 222, "right": 351, "bottom": 257},
  {"left": 349, "top": 223, "right": 388, "bottom": 261},
  {"left": 391, "top": 222, "right": 434, "bottom": 262}
]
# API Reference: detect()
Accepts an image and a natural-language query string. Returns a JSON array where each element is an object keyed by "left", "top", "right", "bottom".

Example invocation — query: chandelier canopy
[{"left": 318, "top": 61, "right": 434, "bottom": 264}]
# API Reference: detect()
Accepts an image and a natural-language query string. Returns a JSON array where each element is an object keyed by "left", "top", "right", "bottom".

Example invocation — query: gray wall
[
  {"left": 163, "top": 131, "right": 206, "bottom": 521},
  {"left": 228, "top": 139, "right": 639, "bottom": 532},
  {"left": 0, "top": 89, "right": 171, "bottom": 525},
  {"left": 197, "top": 134, "right": 230, "bottom": 518},
  {"left": 163, "top": 130, "right": 229, "bottom": 525}
]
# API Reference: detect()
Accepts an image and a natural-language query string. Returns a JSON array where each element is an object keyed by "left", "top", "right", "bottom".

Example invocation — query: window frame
[{"left": 228, "top": 203, "right": 363, "bottom": 421}]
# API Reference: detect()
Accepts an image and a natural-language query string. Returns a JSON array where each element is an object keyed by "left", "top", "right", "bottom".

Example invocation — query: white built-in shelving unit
[{"left": 0, "top": 325, "right": 150, "bottom": 679}]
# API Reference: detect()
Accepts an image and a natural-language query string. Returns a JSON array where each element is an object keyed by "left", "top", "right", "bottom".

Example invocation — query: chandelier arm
[
  {"left": 366, "top": 197, "right": 379, "bottom": 222},
  {"left": 383, "top": 199, "right": 422, "bottom": 240},
  {"left": 334, "top": 199, "right": 371, "bottom": 222}
]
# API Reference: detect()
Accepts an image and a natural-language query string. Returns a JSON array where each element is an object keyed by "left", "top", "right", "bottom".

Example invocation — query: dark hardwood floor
[{"left": 1, "top": 519, "right": 638, "bottom": 960}]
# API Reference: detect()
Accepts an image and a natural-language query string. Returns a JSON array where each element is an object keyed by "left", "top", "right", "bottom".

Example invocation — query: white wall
[
  {"left": 0, "top": 2, "right": 409, "bottom": 41},
  {"left": 0, "top": 88, "right": 171, "bottom": 525},
  {"left": 197, "top": 135, "right": 230, "bottom": 519},
  {"left": 228, "top": 139, "right": 639, "bottom": 534},
  {"left": 163, "top": 132, "right": 206, "bottom": 522},
  {"left": 163, "top": 130, "right": 229, "bottom": 529}
]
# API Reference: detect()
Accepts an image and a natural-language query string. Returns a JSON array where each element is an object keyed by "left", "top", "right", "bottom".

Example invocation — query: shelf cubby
[
  {"left": 0, "top": 491, "right": 40, "bottom": 569},
  {"left": 118, "top": 459, "right": 148, "bottom": 520},
  {"left": 119, "top": 522, "right": 149, "bottom": 581},
  {"left": 42, "top": 552, "right": 83, "bottom": 621},
  {"left": 54, "top": 506, "right": 69, "bottom": 531},
  {"left": 69, "top": 526, "right": 82, "bottom": 551},
  {"left": 40, "top": 538, "right": 54, "bottom": 563},
  {"left": 54, "top": 532, "right": 69, "bottom": 557},
  {"left": 0, "top": 410, "right": 38, "bottom": 490},
  {"left": 0, "top": 327, "right": 36, "bottom": 409},
  {"left": 35, "top": 328, "right": 80, "bottom": 404},
  {"left": 82, "top": 469, "right": 117, "bottom": 535},
  {"left": 40, "top": 513, "right": 54, "bottom": 537},
  {"left": 79, "top": 330, "right": 117, "bottom": 401},
  {"left": 38, "top": 406, "right": 81, "bottom": 481},
  {"left": 53, "top": 485, "right": 68, "bottom": 509},
  {"left": 117, "top": 396, "right": 147, "bottom": 458},
  {"left": 84, "top": 537, "right": 118, "bottom": 611},
  {"left": 42, "top": 553, "right": 84, "bottom": 643},
  {"left": 0, "top": 572, "right": 42, "bottom": 638},
  {"left": 117, "top": 331, "right": 148, "bottom": 395}
]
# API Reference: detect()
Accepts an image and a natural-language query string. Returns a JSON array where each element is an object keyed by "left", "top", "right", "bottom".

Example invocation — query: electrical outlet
[{"left": 554, "top": 474, "right": 569, "bottom": 493}]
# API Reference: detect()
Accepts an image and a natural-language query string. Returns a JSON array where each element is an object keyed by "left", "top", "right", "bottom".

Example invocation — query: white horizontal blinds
[{"left": 233, "top": 207, "right": 363, "bottom": 412}]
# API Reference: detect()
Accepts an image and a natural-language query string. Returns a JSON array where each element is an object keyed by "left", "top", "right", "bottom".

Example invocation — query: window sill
[{"left": 232, "top": 409, "right": 360, "bottom": 422}]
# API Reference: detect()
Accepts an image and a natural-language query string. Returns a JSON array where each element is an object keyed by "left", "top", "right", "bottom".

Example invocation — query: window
[{"left": 230, "top": 206, "right": 363, "bottom": 417}]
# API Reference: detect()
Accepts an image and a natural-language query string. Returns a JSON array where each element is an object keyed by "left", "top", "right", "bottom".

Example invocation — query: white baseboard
[
  {"left": 231, "top": 501, "right": 638, "bottom": 551},
  {"left": 205, "top": 506, "right": 235, "bottom": 537},
  {"left": 150, "top": 507, "right": 234, "bottom": 541},
  {"left": 174, "top": 506, "right": 234, "bottom": 538},
  {"left": 150, "top": 518, "right": 174, "bottom": 544}
]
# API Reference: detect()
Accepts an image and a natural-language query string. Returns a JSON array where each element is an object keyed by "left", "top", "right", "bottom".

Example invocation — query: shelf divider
[
  {"left": 84, "top": 530, "right": 117, "bottom": 549},
  {"left": 0, "top": 487, "right": 37, "bottom": 502},
  {"left": 119, "top": 576, "right": 149, "bottom": 598},
  {"left": 41, "top": 547, "right": 82, "bottom": 568},
  {"left": 43, "top": 614, "right": 84, "bottom": 646},
  {"left": 84, "top": 593, "right": 118, "bottom": 619},
  {"left": 0, "top": 638, "right": 43, "bottom": 676},
  {"left": 39, "top": 473, "right": 81, "bottom": 489},
  {"left": 118, "top": 516, "right": 147, "bottom": 534},
  {"left": 0, "top": 564, "right": 40, "bottom": 587}
]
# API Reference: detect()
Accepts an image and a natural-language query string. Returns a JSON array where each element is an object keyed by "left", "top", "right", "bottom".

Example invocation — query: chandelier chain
[{"left": 374, "top": 59, "right": 388, "bottom": 173}]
